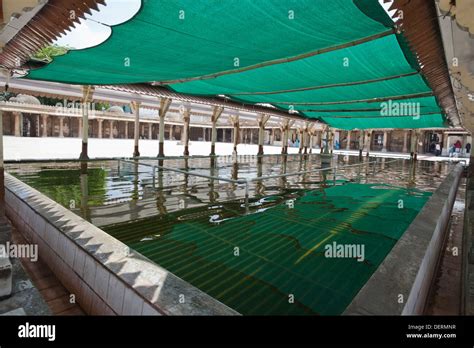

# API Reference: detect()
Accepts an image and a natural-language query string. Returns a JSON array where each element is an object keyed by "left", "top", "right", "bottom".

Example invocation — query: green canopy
[{"left": 24, "top": 0, "right": 447, "bottom": 130}]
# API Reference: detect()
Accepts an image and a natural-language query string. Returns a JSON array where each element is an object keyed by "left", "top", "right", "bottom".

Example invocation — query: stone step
[
  {"left": 0, "top": 308, "right": 26, "bottom": 315},
  {"left": 0, "top": 245, "right": 12, "bottom": 299}
]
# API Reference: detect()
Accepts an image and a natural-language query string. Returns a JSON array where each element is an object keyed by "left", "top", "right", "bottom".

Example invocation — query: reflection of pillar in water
[
  {"left": 408, "top": 160, "right": 417, "bottom": 188},
  {"left": 184, "top": 157, "right": 189, "bottom": 193},
  {"left": 156, "top": 163, "right": 167, "bottom": 215},
  {"left": 130, "top": 160, "right": 140, "bottom": 221},
  {"left": 231, "top": 158, "right": 239, "bottom": 181},
  {"left": 381, "top": 157, "right": 385, "bottom": 171},
  {"left": 208, "top": 162, "right": 219, "bottom": 203},
  {"left": 79, "top": 163, "right": 90, "bottom": 221},
  {"left": 320, "top": 164, "right": 329, "bottom": 193},
  {"left": 256, "top": 158, "right": 264, "bottom": 196},
  {"left": 356, "top": 160, "right": 362, "bottom": 183},
  {"left": 280, "top": 157, "right": 287, "bottom": 189}
]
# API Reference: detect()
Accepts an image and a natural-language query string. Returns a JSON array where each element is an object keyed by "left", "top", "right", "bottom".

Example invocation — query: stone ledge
[
  {"left": 344, "top": 163, "right": 463, "bottom": 315},
  {"left": 4, "top": 172, "right": 238, "bottom": 316}
]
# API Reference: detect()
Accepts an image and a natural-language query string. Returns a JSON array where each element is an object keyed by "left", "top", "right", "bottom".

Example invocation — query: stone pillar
[
  {"left": 314, "top": 131, "right": 321, "bottom": 150},
  {"left": 109, "top": 120, "right": 114, "bottom": 139},
  {"left": 97, "top": 119, "right": 103, "bottom": 138},
  {"left": 346, "top": 131, "right": 351, "bottom": 150},
  {"left": 158, "top": 118, "right": 165, "bottom": 157},
  {"left": 270, "top": 129, "right": 275, "bottom": 145},
  {"left": 364, "top": 130, "right": 371, "bottom": 153},
  {"left": 80, "top": 86, "right": 94, "bottom": 160},
  {"left": 169, "top": 125, "right": 174, "bottom": 140},
  {"left": 233, "top": 125, "right": 239, "bottom": 155},
  {"left": 442, "top": 132, "right": 449, "bottom": 156},
  {"left": 402, "top": 130, "right": 408, "bottom": 153},
  {"left": 132, "top": 101, "right": 140, "bottom": 157},
  {"left": 257, "top": 114, "right": 269, "bottom": 156},
  {"left": 58, "top": 117, "right": 64, "bottom": 137},
  {"left": 78, "top": 117, "right": 82, "bottom": 138},
  {"left": 359, "top": 130, "right": 364, "bottom": 157},
  {"left": 281, "top": 121, "right": 290, "bottom": 155},
  {"left": 124, "top": 121, "right": 128, "bottom": 139},
  {"left": 148, "top": 123, "right": 153, "bottom": 140},
  {"left": 210, "top": 106, "right": 223, "bottom": 156},
  {"left": 298, "top": 128, "right": 304, "bottom": 154},
  {"left": 13, "top": 112, "right": 21, "bottom": 137},
  {"left": 41, "top": 114, "right": 48, "bottom": 137},
  {"left": 157, "top": 98, "right": 171, "bottom": 157},
  {"left": 304, "top": 125, "right": 311, "bottom": 154},
  {"left": 382, "top": 131, "right": 388, "bottom": 152},
  {"left": 410, "top": 129, "right": 417, "bottom": 160},
  {"left": 181, "top": 106, "right": 191, "bottom": 156}
]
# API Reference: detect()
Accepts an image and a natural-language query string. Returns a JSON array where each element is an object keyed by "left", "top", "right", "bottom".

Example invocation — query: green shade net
[
  {"left": 103, "top": 182, "right": 431, "bottom": 315},
  {"left": 320, "top": 114, "right": 445, "bottom": 130},
  {"left": 24, "top": 0, "right": 447, "bottom": 129},
  {"left": 169, "top": 34, "right": 417, "bottom": 95},
  {"left": 27, "top": 0, "right": 391, "bottom": 85}
]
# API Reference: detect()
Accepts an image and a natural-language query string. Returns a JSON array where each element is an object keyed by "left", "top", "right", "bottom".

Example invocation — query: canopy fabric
[
  {"left": 24, "top": 0, "right": 447, "bottom": 130},
  {"left": 321, "top": 114, "right": 445, "bottom": 130}
]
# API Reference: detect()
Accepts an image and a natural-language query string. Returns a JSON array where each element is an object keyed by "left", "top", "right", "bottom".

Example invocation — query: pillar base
[
  {"left": 158, "top": 142, "right": 165, "bottom": 158},
  {"left": 210, "top": 144, "right": 216, "bottom": 157},
  {"left": 258, "top": 145, "right": 264, "bottom": 156},
  {"left": 79, "top": 142, "right": 89, "bottom": 160},
  {"left": 184, "top": 146, "right": 189, "bottom": 157},
  {"left": 133, "top": 145, "right": 140, "bottom": 158}
]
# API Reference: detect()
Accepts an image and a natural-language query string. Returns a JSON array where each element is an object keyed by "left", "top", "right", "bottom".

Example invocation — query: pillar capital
[{"left": 82, "top": 85, "right": 95, "bottom": 103}]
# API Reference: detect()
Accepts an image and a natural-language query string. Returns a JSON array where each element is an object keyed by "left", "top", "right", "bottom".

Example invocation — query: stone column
[
  {"left": 382, "top": 131, "right": 388, "bottom": 152},
  {"left": 157, "top": 97, "right": 172, "bottom": 157},
  {"left": 281, "top": 121, "right": 290, "bottom": 155},
  {"left": 230, "top": 115, "right": 240, "bottom": 155},
  {"left": 359, "top": 130, "right": 364, "bottom": 157},
  {"left": 364, "top": 130, "right": 371, "bottom": 153},
  {"left": 79, "top": 86, "right": 94, "bottom": 160},
  {"left": 13, "top": 112, "right": 21, "bottom": 136},
  {"left": 181, "top": 107, "right": 191, "bottom": 156},
  {"left": 346, "top": 131, "right": 351, "bottom": 150},
  {"left": 59, "top": 117, "right": 64, "bottom": 137},
  {"left": 41, "top": 114, "right": 48, "bottom": 137},
  {"left": 97, "top": 119, "right": 103, "bottom": 138},
  {"left": 210, "top": 106, "right": 223, "bottom": 156},
  {"left": 132, "top": 101, "right": 140, "bottom": 157},
  {"left": 402, "top": 130, "right": 408, "bottom": 153},
  {"left": 109, "top": 120, "right": 114, "bottom": 139},
  {"left": 257, "top": 114, "right": 270, "bottom": 156},
  {"left": 442, "top": 132, "right": 449, "bottom": 156},
  {"left": 124, "top": 121, "right": 128, "bottom": 139},
  {"left": 298, "top": 128, "right": 304, "bottom": 154},
  {"left": 169, "top": 125, "right": 174, "bottom": 140},
  {"left": 148, "top": 123, "right": 153, "bottom": 140},
  {"left": 410, "top": 129, "right": 417, "bottom": 159}
]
